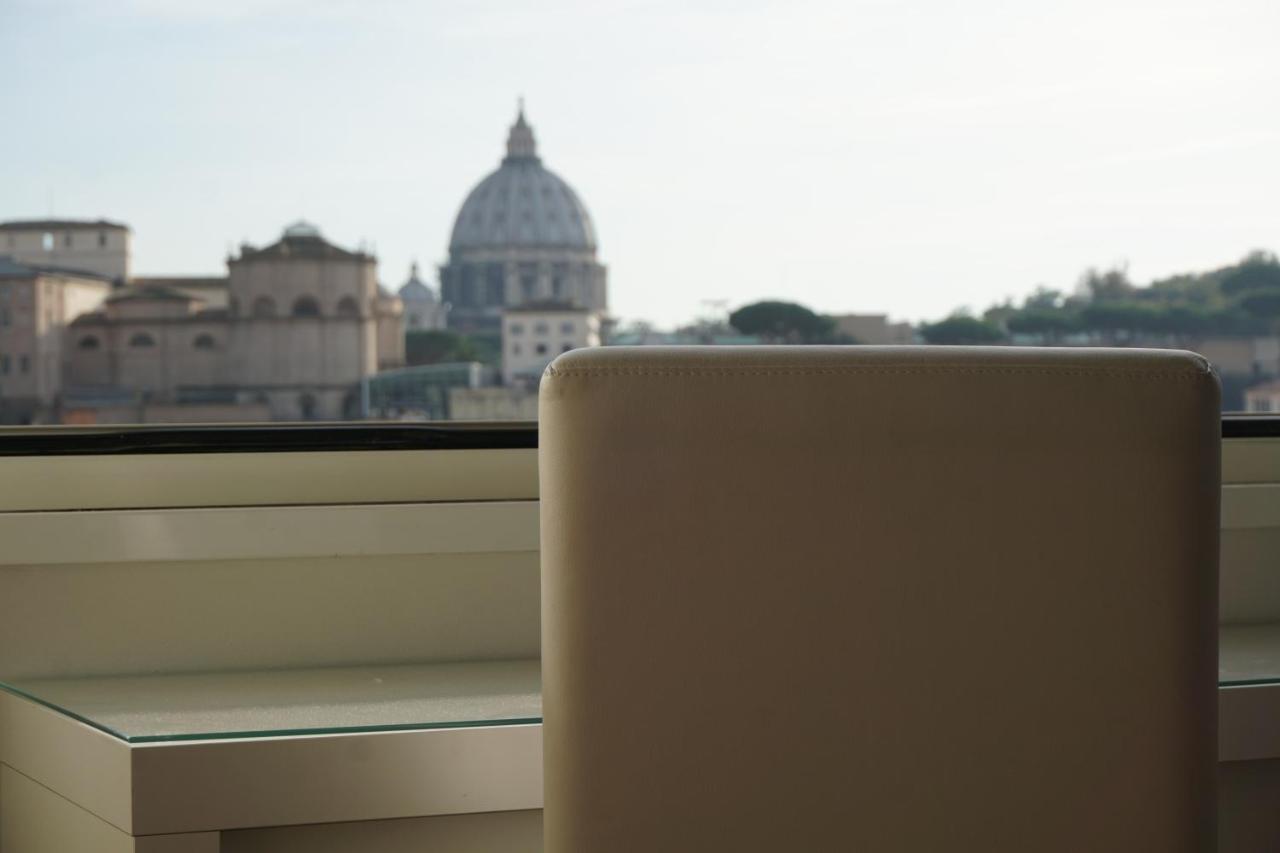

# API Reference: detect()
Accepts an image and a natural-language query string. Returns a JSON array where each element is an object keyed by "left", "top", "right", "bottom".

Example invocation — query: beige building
[
  {"left": 1244, "top": 380, "right": 1280, "bottom": 413},
  {"left": 135, "top": 275, "right": 232, "bottom": 309},
  {"left": 0, "top": 219, "right": 131, "bottom": 281},
  {"left": 440, "top": 106, "right": 608, "bottom": 332},
  {"left": 448, "top": 386, "right": 540, "bottom": 421},
  {"left": 501, "top": 303, "right": 601, "bottom": 387},
  {"left": 67, "top": 222, "right": 404, "bottom": 421},
  {"left": 1194, "top": 337, "right": 1280, "bottom": 378},
  {"left": 831, "top": 313, "right": 916, "bottom": 345},
  {"left": 0, "top": 257, "right": 113, "bottom": 423}
]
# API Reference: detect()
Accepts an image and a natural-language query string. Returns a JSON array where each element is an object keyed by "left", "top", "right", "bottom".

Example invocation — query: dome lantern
[
  {"left": 505, "top": 98, "right": 539, "bottom": 163},
  {"left": 282, "top": 220, "right": 322, "bottom": 239}
]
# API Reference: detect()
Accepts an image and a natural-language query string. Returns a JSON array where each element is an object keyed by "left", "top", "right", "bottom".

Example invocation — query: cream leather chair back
[{"left": 539, "top": 346, "right": 1220, "bottom": 853}]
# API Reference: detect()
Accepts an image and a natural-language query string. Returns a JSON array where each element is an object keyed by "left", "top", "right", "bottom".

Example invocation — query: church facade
[
  {"left": 440, "top": 107, "right": 608, "bottom": 332},
  {"left": 66, "top": 222, "right": 404, "bottom": 421}
]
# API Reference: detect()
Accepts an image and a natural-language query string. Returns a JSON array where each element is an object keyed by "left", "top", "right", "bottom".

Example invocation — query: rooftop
[
  {"left": 0, "top": 218, "right": 129, "bottom": 232},
  {"left": 132, "top": 276, "right": 228, "bottom": 290},
  {"left": 234, "top": 222, "right": 370, "bottom": 263},
  {"left": 107, "top": 283, "right": 204, "bottom": 304},
  {"left": 0, "top": 256, "right": 115, "bottom": 282}
]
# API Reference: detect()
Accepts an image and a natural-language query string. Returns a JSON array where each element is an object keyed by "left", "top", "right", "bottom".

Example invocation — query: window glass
[
  {"left": 292, "top": 296, "right": 321, "bottom": 318},
  {"left": 0, "top": 3, "right": 1272, "bottom": 423}
]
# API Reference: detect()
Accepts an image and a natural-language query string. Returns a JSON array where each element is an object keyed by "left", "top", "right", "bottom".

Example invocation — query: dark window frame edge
[
  {"left": 0, "top": 422, "right": 538, "bottom": 456},
  {"left": 0, "top": 416, "right": 1274, "bottom": 457}
]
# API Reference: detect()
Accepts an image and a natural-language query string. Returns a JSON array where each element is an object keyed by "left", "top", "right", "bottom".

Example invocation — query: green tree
[
  {"left": 1222, "top": 254, "right": 1280, "bottom": 297},
  {"left": 1154, "top": 305, "right": 1211, "bottom": 345},
  {"left": 1079, "top": 266, "right": 1136, "bottom": 302},
  {"left": 1006, "top": 308, "right": 1079, "bottom": 342},
  {"left": 1077, "top": 302, "right": 1161, "bottom": 343},
  {"left": 981, "top": 299, "right": 1017, "bottom": 328},
  {"left": 405, "top": 330, "right": 496, "bottom": 366},
  {"left": 1023, "top": 287, "right": 1064, "bottom": 310},
  {"left": 728, "top": 301, "right": 842, "bottom": 343},
  {"left": 1206, "top": 307, "right": 1269, "bottom": 337},
  {"left": 919, "top": 315, "right": 1006, "bottom": 344},
  {"left": 1240, "top": 290, "right": 1280, "bottom": 327}
]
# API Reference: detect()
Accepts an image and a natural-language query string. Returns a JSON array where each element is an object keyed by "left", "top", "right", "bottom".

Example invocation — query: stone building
[
  {"left": 1245, "top": 379, "right": 1280, "bottom": 413},
  {"left": 440, "top": 106, "right": 608, "bottom": 332},
  {"left": 66, "top": 222, "right": 404, "bottom": 421},
  {"left": 501, "top": 302, "right": 601, "bottom": 387},
  {"left": 0, "top": 219, "right": 131, "bottom": 282},
  {"left": 0, "top": 258, "right": 113, "bottom": 423},
  {"left": 830, "top": 313, "right": 916, "bottom": 345},
  {"left": 398, "top": 262, "right": 448, "bottom": 330}
]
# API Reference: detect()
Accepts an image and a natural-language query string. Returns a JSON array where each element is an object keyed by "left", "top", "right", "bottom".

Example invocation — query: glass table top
[
  {"left": 1220, "top": 624, "right": 1280, "bottom": 687},
  {"left": 0, "top": 659, "right": 540, "bottom": 743},
  {"left": 1, "top": 636, "right": 1272, "bottom": 745}
]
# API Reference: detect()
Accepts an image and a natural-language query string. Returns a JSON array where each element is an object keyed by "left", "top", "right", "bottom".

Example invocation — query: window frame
[
  {"left": 0, "top": 414, "right": 1266, "bottom": 458},
  {"left": 0, "top": 422, "right": 537, "bottom": 457}
]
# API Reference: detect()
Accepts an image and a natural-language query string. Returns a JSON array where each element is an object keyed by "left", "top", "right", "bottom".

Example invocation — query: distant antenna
[{"left": 47, "top": 186, "right": 54, "bottom": 217}]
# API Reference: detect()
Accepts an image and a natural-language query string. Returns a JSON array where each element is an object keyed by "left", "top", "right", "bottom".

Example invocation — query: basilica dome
[
  {"left": 448, "top": 107, "right": 598, "bottom": 252},
  {"left": 439, "top": 106, "right": 608, "bottom": 332}
]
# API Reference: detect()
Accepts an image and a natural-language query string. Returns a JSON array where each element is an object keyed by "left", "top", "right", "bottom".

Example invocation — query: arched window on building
[
  {"left": 77, "top": 336, "right": 101, "bottom": 350},
  {"left": 336, "top": 296, "right": 360, "bottom": 317},
  {"left": 129, "top": 332, "right": 156, "bottom": 348},
  {"left": 193, "top": 334, "right": 217, "bottom": 350},
  {"left": 252, "top": 296, "right": 277, "bottom": 318},
  {"left": 292, "top": 296, "right": 321, "bottom": 318}
]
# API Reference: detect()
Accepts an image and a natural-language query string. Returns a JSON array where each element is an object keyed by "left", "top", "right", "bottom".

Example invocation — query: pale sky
[{"left": 2, "top": 0, "right": 1277, "bottom": 327}]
